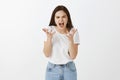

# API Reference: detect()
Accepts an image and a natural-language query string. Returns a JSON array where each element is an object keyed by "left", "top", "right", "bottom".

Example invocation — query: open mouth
[{"left": 59, "top": 23, "right": 64, "bottom": 28}]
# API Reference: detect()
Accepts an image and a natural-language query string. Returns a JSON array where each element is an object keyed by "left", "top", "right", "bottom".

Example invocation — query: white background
[{"left": 0, "top": 0, "right": 120, "bottom": 80}]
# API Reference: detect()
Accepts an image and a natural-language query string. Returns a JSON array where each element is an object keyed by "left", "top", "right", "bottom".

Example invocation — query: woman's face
[{"left": 54, "top": 10, "right": 68, "bottom": 30}]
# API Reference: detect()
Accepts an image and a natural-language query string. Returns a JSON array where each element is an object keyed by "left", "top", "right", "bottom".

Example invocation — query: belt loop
[
  {"left": 49, "top": 62, "right": 56, "bottom": 68},
  {"left": 66, "top": 62, "right": 69, "bottom": 68},
  {"left": 54, "top": 64, "right": 56, "bottom": 67},
  {"left": 52, "top": 63, "right": 56, "bottom": 68}
]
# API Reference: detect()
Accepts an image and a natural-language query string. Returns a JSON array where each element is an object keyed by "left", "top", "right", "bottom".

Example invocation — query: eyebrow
[{"left": 55, "top": 15, "right": 67, "bottom": 17}]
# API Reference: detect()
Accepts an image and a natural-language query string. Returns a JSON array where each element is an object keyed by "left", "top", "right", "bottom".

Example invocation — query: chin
[{"left": 58, "top": 26, "right": 65, "bottom": 29}]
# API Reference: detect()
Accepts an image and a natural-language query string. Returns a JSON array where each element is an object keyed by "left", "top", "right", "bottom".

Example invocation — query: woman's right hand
[
  {"left": 42, "top": 28, "right": 55, "bottom": 57},
  {"left": 42, "top": 28, "right": 55, "bottom": 40}
]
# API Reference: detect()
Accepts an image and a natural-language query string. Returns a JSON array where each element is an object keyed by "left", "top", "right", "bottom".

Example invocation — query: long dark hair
[{"left": 49, "top": 5, "right": 73, "bottom": 31}]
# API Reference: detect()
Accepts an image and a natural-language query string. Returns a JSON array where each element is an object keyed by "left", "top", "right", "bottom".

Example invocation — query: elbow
[
  {"left": 43, "top": 49, "right": 51, "bottom": 57},
  {"left": 70, "top": 52, "right": 78, "bottom": 60},
  {"left": 69, "top": 53, "right": 77, "bottom": 60},
  {"left": 44, "top": 52, "right": 51, "bottom": 57},
  {"left": 70, "top": 56, "right": 76, "bottom": 60},
  {"left": 45, "top": 54, "right": 50, "bottom": 57}
]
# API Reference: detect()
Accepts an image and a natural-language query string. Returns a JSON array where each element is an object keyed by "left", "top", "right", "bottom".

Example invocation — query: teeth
[{"left": 59, "top": 23, "right": 64, "bottom": 26}]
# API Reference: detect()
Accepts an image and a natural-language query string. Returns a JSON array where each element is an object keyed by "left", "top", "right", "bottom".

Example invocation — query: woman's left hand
[{"left": 66, "top": 28, "right": 77, "bottom": 42}]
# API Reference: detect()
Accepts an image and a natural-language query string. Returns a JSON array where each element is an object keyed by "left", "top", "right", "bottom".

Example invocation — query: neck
[{"left": 56, "top": 27, "right": 68, "bottom": 34}]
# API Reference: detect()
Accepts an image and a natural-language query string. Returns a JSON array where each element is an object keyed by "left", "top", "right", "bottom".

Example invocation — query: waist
[
  {"left": 47, "top": 58, "right": 73, "bottom": 64},
  {"left": 48, "top": 61, "right": 74, "bottom": 67}
]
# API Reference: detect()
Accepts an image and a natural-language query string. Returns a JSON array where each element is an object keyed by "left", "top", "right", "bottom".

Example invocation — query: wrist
[
  {"left": 69, "top": 39, "right": 74, "bottom": 44},
  {"left": 47, "top": 37, "right": 52, "bottom": 41}
]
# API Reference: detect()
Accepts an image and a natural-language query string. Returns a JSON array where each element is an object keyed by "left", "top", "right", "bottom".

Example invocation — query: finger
[
  {"left": 66, "top": 30, "right": 69, "bottom": 34},
  {"left": 42, "top": 28, "right": 48, "bottom": 32},
  {"left": 51, "top": 31, "right": 56, "bottom": 35},
  {"left": 50, "top": 29, "right": 52, "bottom": 33},
  {"left": 70, "top": 28, "right": 77, "bottom": 35},
  {"left": 73, "top": 29, "right": 77, "bottom": 34},
  {"left": 71, "top": 28, "right": 77, "bottom": 33},
  {"left": 66, "top": 33, "right": 69, "bottom": 37},
  {"left": 66, "top": 33, "right": 72, "bottom": 38},
  {"left": 43, "top": 28, "right": 50, "bottom": 35},
  {"left": 66, "top": 30, "right": 70, "bottom": 36}
]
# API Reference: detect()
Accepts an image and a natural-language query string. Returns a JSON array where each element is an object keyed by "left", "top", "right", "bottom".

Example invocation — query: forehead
[{"left": 55, "top": 10, "right": 67, "bottom": 16}]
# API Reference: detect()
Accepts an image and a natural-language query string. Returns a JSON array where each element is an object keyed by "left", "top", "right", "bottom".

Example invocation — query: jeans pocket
[
  {"left": 67, "top": 62, "right": 76, "bottom": 72},
  {"left": 46, "top": 62, "right": 55, "bottom": 72}
]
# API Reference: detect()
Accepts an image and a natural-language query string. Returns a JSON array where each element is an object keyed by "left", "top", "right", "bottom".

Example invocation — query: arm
[
  {"left": 42, "top": 28, "right": 55, "bottom": 57},
  {"left": 68, "top": 39, "right": 78, "bottom": 59},
  {"left": 43, "top": 38, "right": 52, "bottom": 57},
  {"left": 67, "top": 28, "right": 79, "bottom": 59}
]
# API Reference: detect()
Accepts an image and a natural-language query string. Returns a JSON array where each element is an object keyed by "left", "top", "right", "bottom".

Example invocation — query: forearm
[
  {"left": 68, "top": 40, "right": 78, "bottom": 59},
  {"left": 43, "top": 38, "right": 52, "bottom": 57}
]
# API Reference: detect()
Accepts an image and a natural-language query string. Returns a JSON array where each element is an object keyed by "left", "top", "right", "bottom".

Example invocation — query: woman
[{"left": 42, "top": 5, "right": 80, "bottom": 80}]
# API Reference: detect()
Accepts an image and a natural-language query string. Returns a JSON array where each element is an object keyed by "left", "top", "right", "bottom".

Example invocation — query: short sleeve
[{"left": 73, "top": 30, "right": 80, "bottom": 45}]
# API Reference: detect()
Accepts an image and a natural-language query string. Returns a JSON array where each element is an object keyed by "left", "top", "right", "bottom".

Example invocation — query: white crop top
[{"left": 43, "top": 26, "right": 80, "bottom": 64}]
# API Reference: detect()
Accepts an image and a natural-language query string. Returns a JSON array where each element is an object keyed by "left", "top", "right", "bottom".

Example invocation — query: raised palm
[{"left": 42, "top": 28, "right": 55, "bottom": 39}]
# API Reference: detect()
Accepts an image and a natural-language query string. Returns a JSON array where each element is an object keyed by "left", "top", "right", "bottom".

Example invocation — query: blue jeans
[{"left": 45, "top": 61, "right": 77, "bottom": 80}]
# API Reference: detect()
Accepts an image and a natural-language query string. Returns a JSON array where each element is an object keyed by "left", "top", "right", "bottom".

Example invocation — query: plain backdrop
[{"left": 0, "top": 0, "right": 120, "bottom": 80}]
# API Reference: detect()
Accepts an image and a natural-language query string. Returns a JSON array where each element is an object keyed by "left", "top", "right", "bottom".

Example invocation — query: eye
[
  {"left": 56, "top": 16, "right": 60, "bottom": 19},
  {"left": 63, "top": 16, "right": 66, "bottom": 18}
]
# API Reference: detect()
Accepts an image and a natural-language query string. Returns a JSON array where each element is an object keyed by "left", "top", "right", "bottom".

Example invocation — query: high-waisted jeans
[{"left": 45, "top": 61, "right": 77, "bottom": 80}]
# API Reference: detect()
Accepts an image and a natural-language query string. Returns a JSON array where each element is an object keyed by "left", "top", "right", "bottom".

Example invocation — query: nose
[{"left": 59, "top": 17, "right": 63, "bottom": 22}]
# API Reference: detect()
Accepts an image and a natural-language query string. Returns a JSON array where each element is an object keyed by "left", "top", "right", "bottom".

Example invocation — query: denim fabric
[{"left": 45, "top": 61, "right": 77, "bottom": 80}]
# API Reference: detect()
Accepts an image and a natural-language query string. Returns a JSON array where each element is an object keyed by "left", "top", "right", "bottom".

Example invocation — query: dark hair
[{"left": 49, "top": 5, "right": 73, "bottom": 31}]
